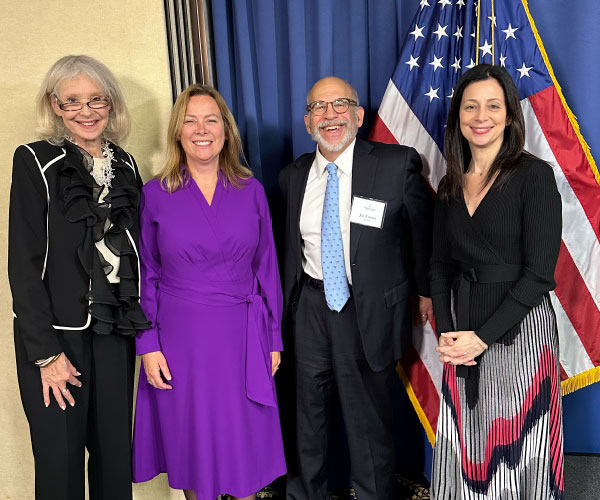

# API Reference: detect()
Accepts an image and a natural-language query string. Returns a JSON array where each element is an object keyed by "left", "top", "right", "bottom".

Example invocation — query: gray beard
[{"left": 311, "top": 120, "right": 357, "bottom": 153}]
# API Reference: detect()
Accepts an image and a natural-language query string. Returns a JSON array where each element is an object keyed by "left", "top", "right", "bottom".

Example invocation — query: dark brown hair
[{"left": 438, "top": 64, "right": 526, "bottom": 202}]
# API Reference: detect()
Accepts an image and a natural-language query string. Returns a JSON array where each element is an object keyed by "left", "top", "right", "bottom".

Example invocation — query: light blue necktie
[{"left": 321, "top": 163, "right": 350, "bottom": 312}]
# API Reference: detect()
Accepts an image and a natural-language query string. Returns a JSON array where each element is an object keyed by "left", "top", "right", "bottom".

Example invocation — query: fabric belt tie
[
  {"left": 159, "top": 276, "right": 276, "bottom": 407},
  {"left": 245, "top": 293, "right": 276, "bottom": 407},
  {"left": 453, "top": 263, "right": 522, "bottom": 378}
]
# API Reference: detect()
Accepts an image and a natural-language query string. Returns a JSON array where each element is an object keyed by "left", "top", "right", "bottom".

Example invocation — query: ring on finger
[{"left": 61, "top": 387, "right": 69, "bottom": 394}]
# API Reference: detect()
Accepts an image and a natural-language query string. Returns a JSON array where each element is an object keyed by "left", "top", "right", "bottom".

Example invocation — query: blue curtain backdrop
[
  {"left": 211, "top": 0, "right": 600, "bottom": 461},
  {"left": 211, "top": 0, "right": 418, "bottom": 197}
]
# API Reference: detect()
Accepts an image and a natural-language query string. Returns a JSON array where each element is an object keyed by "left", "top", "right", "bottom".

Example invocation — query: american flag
[{"left": 370, "top": 0, "right": 600, "bottom": 443}]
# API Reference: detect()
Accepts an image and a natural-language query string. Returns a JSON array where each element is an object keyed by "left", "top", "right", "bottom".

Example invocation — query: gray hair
[{"left": 35, "top": 55, "right": 130, "bottom": 145}]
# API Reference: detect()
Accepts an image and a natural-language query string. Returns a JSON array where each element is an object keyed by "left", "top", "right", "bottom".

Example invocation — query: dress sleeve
[
  {"left": 8, "top": 145, "right": 62, "bottom": 361},
  {"left": 252, "top": 181, "right": 284, "bottom": 352},
  {"left": 135, "top": 185, "right": 162, "bottom": 354},
  {"left": 402, "top": 147, "right": 434, "bottom": 297},
  {"left": 430, "top": 192, "right": 455, "bottom": 335},
  {"left": 476, "top": 162, "right": 562, "bottom": 345}
]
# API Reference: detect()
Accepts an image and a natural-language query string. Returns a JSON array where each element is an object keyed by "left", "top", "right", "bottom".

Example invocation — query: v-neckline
[
  {"left": 193, "top": 175, "right": 221, "bottom": 206},
  {"left": 190, "top": 175, "right": 223, "bottom": 215},
  {"left": 462, "top": 172, "right": 499, "bottom": 218}
]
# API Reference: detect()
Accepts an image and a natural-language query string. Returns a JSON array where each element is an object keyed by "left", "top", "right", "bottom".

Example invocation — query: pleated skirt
[{"left": 431, "top": 296, "right": 564, "bottom": 500}]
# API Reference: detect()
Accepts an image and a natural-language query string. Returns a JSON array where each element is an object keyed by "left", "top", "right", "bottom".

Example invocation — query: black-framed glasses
[
  {"left": 54, "top": 96, "right": 111, "bottom": 112},
  {"left": 306, "top": 98, "right": 358, "bottom": 115}
]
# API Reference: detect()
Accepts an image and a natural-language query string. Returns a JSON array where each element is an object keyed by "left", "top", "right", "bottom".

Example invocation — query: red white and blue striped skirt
[{"left": 431, "top": 297, "right": 564, "bottom": 499}]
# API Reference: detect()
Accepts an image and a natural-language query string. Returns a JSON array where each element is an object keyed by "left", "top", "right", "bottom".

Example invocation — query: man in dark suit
[{"left": 280, "top": 76, "right": 434, "bottom": 500}]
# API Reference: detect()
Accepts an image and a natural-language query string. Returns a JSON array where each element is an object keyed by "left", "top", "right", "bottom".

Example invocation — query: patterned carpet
[
  {"left": 218, "top": 474, "right": 430, "bottom": 499},
  {"left": 215, "top": 455, "right": 600, "bottom": 498},
  {"left": 328, "top": 475, "right": 430, "bottom": 500}
]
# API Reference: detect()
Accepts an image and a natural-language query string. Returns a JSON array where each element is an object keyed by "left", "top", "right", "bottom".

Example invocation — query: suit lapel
[
  {"left": 291, "top": 154, "right": 313, "bottom": 278},
  {"left": 350, "top": 139, "right": 378, "bottom": 262}
]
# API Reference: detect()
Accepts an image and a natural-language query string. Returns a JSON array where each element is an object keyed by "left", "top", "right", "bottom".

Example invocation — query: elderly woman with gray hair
[{"left": 8, "top": 54, "right": 149, "bottom": 500}]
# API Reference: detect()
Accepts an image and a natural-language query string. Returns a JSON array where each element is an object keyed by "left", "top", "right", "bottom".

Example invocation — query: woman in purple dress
[{"left": 132, "top": 84, "right": 286, "bottom": 499}]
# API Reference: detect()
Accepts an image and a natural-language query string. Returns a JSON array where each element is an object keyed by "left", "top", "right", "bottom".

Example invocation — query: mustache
[{"left": 317, "top": 118, "right": 348, "bottom": 129}]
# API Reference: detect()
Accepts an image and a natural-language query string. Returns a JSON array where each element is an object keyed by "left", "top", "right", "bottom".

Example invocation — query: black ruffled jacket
[{"left": 8, "top": 140, "right": 149, "bottom": 362}]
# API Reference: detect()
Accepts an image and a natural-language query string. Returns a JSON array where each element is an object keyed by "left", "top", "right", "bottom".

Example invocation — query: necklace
[
  {"left": 65, "top": 136, "right": 115, "bottom": 188},
  {"left": 93, "top": 142, "right": 116, "bottom": 188}
]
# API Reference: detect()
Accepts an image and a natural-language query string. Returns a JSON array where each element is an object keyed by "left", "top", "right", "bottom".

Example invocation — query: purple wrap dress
[{"left": 132, "top": 175, "right": 286, "bottom": 498}]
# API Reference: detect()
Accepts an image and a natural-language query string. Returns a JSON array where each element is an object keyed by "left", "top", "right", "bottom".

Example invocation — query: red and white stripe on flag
[{"left": 369, "top": 0, "right": 600, "bottom": 444}]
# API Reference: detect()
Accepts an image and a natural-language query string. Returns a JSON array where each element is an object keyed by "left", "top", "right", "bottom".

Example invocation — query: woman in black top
[
  {"left": 8, "top": 55, "right": 149, "bottom": 500},
  {"left": 430, "top": 64, "right": 563, "bottom": 499}
]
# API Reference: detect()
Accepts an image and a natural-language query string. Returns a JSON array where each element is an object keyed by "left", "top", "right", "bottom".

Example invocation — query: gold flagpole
[
  {"left": 475, "top": 0, "right": 482, "bottom": 65},
  {"left": 491, "top": 0, "right": 496, "bottom": 64}
]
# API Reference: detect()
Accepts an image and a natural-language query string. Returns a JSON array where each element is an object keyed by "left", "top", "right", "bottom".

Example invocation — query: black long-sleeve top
[
  {"left": 8, "top": 141, "right": 147, "bottom": 362},
  {"left": 431, "top": 155, "right": 562, "bottom": 346}
]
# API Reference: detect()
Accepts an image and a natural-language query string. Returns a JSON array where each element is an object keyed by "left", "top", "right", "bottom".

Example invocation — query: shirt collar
[{"left": 315, "top": 139, "right": 356, "bottom": 180}]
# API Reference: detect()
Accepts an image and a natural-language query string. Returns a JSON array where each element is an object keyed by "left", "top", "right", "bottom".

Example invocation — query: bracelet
[{"left": 35, "top": 354, "right": 61, "bottom": 368}]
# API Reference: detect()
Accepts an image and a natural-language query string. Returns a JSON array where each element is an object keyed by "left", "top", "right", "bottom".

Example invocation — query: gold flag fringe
[
  {"left": 561, "top": 366, "right": 600, "bottom": 396},
  {"left": 521, "top": 0, "right": 600, "bottom": 184},
  {"left": 396, "top": 362, "right": 436, "bottom": 446}
]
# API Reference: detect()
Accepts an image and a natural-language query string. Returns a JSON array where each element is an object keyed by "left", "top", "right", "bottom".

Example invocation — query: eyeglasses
[
  {"left": 54, "top": 96, "right": 111, "bottom": 112},
  {"left": 306, "top": 98, "right": 358, "bottom": 116}
]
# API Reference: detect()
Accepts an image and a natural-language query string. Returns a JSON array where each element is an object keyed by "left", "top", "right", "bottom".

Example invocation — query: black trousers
[
  {"left": 14, "top": 325, "right": 135, "bottom": 500},
  {"left": 286, "top": 283, "right": 396, "bottom": 500}
]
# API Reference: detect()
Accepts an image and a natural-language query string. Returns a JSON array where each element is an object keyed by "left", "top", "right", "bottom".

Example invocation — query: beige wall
[{"left": 0, "top": 1, "right": 182, "bottom": 498}]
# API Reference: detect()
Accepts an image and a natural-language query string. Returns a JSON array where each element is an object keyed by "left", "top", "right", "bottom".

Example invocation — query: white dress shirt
[{"left": 299, "top": 139, "right": 355, "bottom": 285}]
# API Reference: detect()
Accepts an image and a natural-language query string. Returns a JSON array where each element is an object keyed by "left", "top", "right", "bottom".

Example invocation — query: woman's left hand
[
  {"left": 271, "top": 351, "right": 281, "bottom": 376},
  {"left": 435, "top": 330, "right": 488, "bottom": 366}
]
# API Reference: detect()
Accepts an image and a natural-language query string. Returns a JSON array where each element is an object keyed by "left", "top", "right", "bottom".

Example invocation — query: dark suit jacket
[
  {"left": 8, "top": 141, "right": 143, "bottom": 362},
  {"left": 278, "top": 138, "right": 433, "bottom": 371}
]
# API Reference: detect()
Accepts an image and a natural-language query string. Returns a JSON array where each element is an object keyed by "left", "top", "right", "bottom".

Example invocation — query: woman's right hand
[
  {"left": 436, "top": 330, "right": 487, "bottom": 366},
  {"left": 142, "top": 351, "right": 173, "bottom": 389},
  {"left": 40, "top": 353, "right": 82, "bottom": 410}
]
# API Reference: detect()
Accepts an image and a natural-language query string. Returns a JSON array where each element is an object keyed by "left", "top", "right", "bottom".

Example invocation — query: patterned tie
[{"left": 321, "top": 163, "right": 350, "bottom": 312}]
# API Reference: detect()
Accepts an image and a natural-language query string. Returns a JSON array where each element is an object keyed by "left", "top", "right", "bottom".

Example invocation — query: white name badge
[{"left": 350, "top": 196, "right": 387, "bottom": 228}]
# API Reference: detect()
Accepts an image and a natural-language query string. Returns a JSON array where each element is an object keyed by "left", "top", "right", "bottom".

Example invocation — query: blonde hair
[
  {"left": 159, "top": 84, "right": 252, "bottom": 193},
  {"left": 35, "top": 55, "right": 130, "bottom": 145}
]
